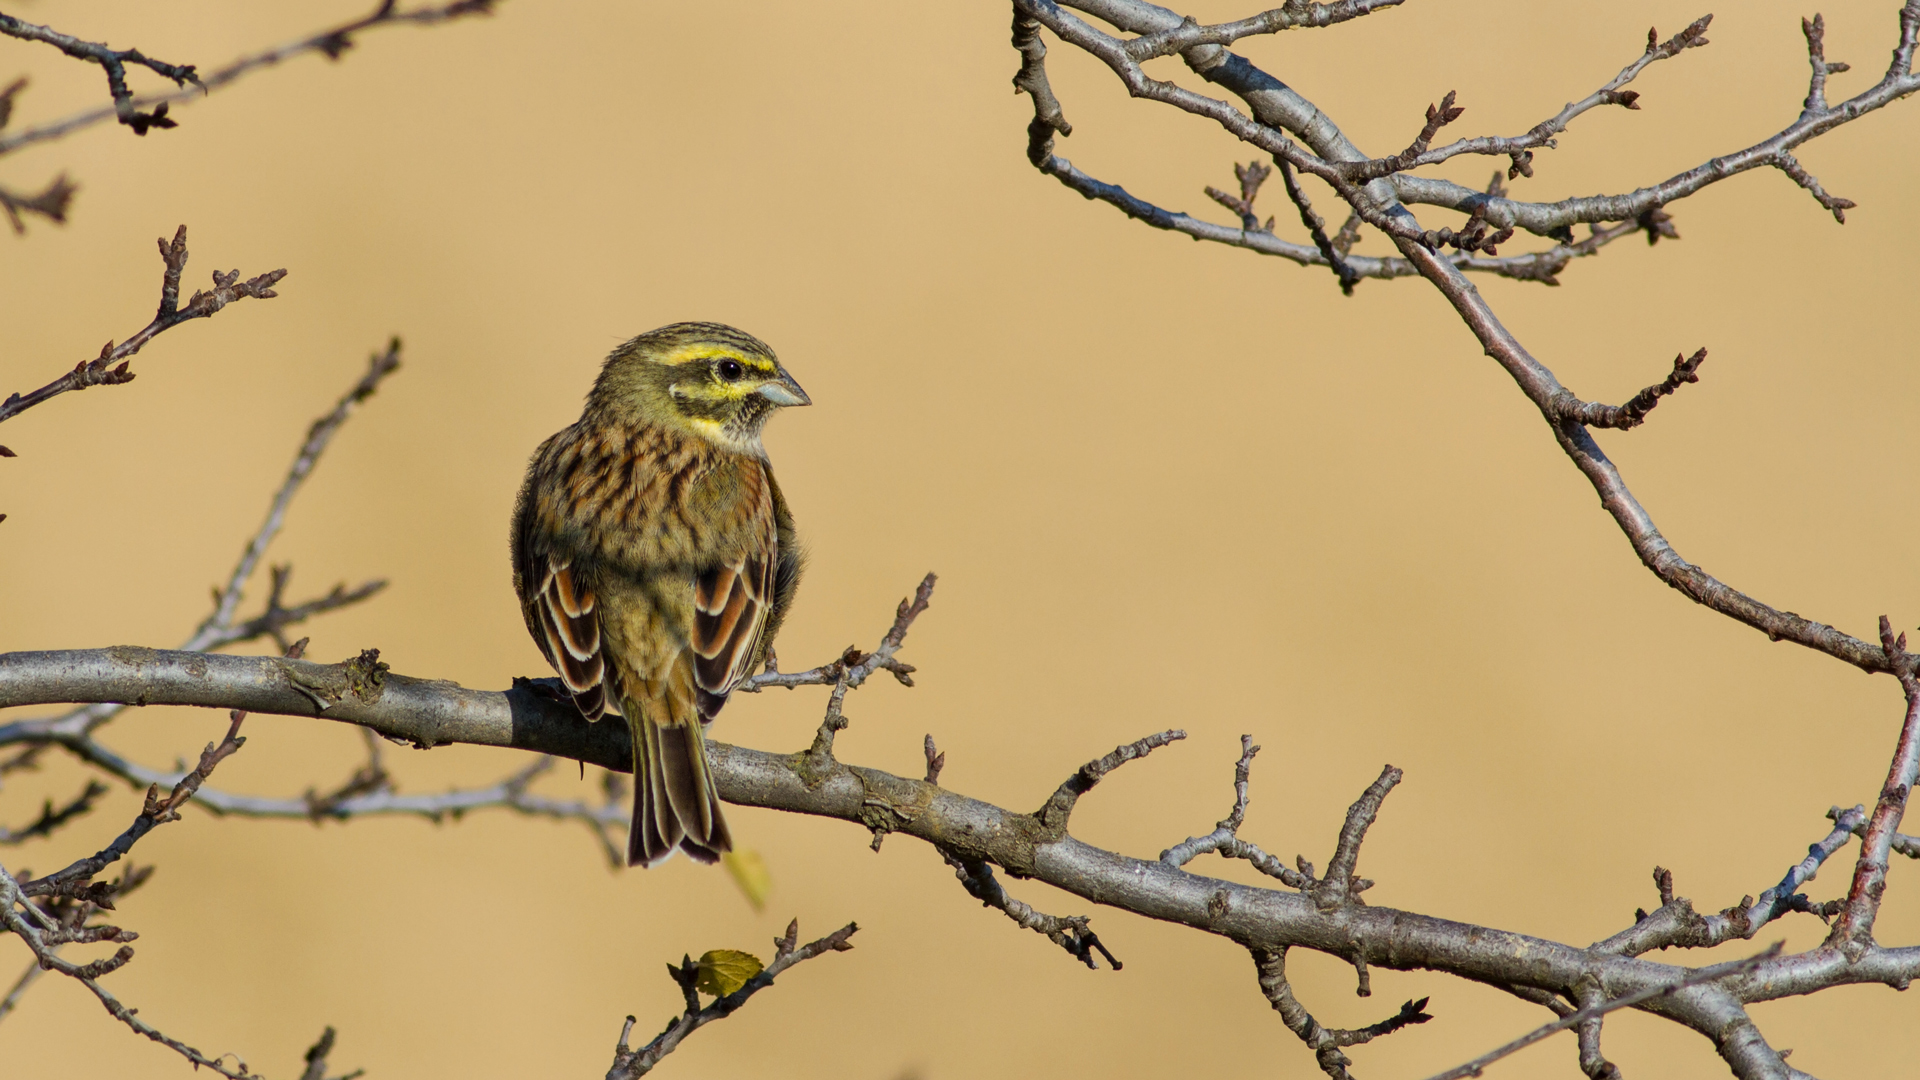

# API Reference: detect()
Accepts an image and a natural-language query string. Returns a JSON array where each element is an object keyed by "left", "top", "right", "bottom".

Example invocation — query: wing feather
[
  {"left": 528, "top": 556, "right": 607, "bottom": 723},
  {"left": 689, "top": 541, "right": 776, "bottom": 723}
]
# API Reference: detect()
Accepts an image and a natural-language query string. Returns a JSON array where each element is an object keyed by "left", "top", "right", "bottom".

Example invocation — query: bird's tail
[{"left": 626, "top": 699, "right": 731, "bottom": 868}]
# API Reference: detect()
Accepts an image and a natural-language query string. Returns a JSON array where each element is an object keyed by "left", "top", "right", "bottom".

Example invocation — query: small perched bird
[{"left": 511, "top": 323, "right": 807, "bottom": 866}]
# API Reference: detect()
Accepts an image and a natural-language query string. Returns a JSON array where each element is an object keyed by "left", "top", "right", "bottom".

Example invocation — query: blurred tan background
[{"left": 2, "top": 1, "right": 1917, "bottom": 1077}]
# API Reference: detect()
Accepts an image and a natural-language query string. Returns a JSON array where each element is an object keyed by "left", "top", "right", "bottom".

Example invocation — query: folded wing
[
  {"left": 690, "top": 548, "right": 776, "bottom": 722},
  {"left": 528, "top": 556, "right": 608, "bottom": 722}
]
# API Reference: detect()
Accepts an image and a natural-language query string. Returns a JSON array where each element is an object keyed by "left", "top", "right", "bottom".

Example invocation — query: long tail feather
[{"left": 627, "top": 704, "right": 731, "bottom": 867}]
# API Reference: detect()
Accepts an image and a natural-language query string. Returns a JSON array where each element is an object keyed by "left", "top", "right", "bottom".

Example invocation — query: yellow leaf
[
  {"left": 695, "top": 949, "right": 765, "bottom": 997},
  {"left": 722, "top": 849, "right": 772, "bottom": 912}
]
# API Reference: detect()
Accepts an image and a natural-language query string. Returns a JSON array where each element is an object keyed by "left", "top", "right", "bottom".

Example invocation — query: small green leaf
[
  {"left": 695, "top": 950, "right": 765, "bottom": 997},
  {"left": 722, "top": 849, "right": 772, "bottom": 912}
]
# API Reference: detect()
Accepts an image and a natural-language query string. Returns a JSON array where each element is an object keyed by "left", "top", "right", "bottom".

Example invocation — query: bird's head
[{"left": 589, "top": 322, "right": 810, "bottom": 453}]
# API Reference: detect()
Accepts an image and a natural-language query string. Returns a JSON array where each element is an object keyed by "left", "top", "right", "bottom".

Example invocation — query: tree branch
[
  {"left": 1420, "top": 946, "right": 1781, "bottom": 1080},
  {"left": 0, "top": 778, "right": 107, "bottom": 845},
  {"left": 1009, "top": 4, "right": 1920, "bottom": 1073},
  {"left": 740, "top": 572, "right": 933, "bottom": 693},
  {"left": 941, "top": 850, "right": 1122, "bottom": 969},
  {"left": 0, "top": 226, "right": 284, "bottom": 428},
  {"left": 0, "top": 170, "right": 74, "bottom": 234},
  {"left": 1253, "top": 945, "right": 1431, "bottom": 1080},
  {"left": 1123, "top": 0, "right": 1408, "bottom": 62},
  {"left": 199, "top": 339, "right": 400, "bottom": 634},
  {"left": 604, "top": 919, "right": 856, "bottom": 1079},
  {"left": 1548, "top": 348, "right": 1708, "bottom": 431},
  {"left": 0, "top": 676, "right": 271, "bottom": 1078},
  {"left": 1828, "top": 618, "right": 1920, "bottom": 957},
  {"left": 0, "top": 11, "right": 201, "bottom": 136},
  {"left": 0, "top": 1, "right": 499, "bottom": 160},
  {"left": 1014, "top": 4, "right": 1637, "bottom": 285},
  {"left": 1331, "top": 18, "right": 1713, "bottom": 184},
  {"left": 7, "top": 639, "right": 1916, "bottom": 1080},
  {"left": 1159, "top": 735, "right": 1313, "bottom": 889},
  {"left": 4, "top": 342, "right": 394, "bottom": 748}
]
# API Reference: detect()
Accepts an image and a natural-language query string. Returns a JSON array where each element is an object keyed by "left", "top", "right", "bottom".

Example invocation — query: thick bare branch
[{"left": 10, "top": 644, "right": 1915, "bottom": 1063}]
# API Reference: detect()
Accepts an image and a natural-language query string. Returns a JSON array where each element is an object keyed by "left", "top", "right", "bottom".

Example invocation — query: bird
[{"left": 511, "top": 322, "right": 808, "bottom": 867}]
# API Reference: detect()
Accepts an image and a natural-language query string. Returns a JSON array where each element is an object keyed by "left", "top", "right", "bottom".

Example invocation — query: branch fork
[{"left": 0, "top": 227, "right": 286, "bottom": 428}]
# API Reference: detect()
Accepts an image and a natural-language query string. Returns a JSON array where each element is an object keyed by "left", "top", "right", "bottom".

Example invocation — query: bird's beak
[{"left": 758, "top": 368, "right": 811, "bottom": 407}]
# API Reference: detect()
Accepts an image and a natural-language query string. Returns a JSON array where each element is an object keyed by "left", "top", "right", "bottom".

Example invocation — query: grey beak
[{"left": 758, "top": 367, "right": 811, "bottom": 407}]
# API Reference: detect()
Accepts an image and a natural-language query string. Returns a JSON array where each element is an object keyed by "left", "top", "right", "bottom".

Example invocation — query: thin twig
[
  {"left": 0, "top": 226, "right": 284, "bottom": 427},
  {"left": 922, "top": 734, "right": 945, "bottom": 784},
  {"left": 297, "top": 1026, "right": 363, "bottom": 1080},
  {"left": 605, "top": 919, "right": 857, "bottom": 1078},
  {"left": 1313, "top": 765, "right": 1400, "bottom": 909},
  {"left": 201, "top": 339, "right": 401, "bottom": 633},
  {"left": 1160, "top": 735, "right": 1312, "bottom": 889},
  {"left": 0, "top": 1, "right": 499, "bottom": 159},
  {"left": 1253, "top": 945, "right": 1431, "bottom": 1080},
  {"left": 19, "top": 644, "right": 273, "bottom": 900},
  {"left": 1549, "top": 348, "right": 1708, "bottom": 431},
  {"left": 0, "top": 680, "right": 266, "bottom": 1080},
  {"left": 741, "top": 572, "right": 935, "bottom": 692},
  {"left": 1829, "top": 619, "right": 1920, "bottom": 957},
  {"left": 0, "top": 348, "right": 395, "bottom": 746},
  {"left": 1124, "top": 0, "right": 1408, "bottom": 61},
  {"left": 0, "top": 171, "right": 75, "bottom": 234},
  {"left": 1332, "top": 18, "right": 1713, "bottom": 184},
  {"left": 1420, "top": 946, "right": 1782, "bottom": 1080},
  {"left": 0, "top": 12, "right": 201, "bottom": 135},
  {"left": 0, "top": 778, "right": 108, "bottom": 844},
  {"left": 0, "top": 954, "right": 48, "bottom": 1023},
  {"left": 1274, "top": 157, "right": 1361, "bottom": 293},
  {"left": 1035, "top": 729, "right": 1186, "bottom": 830},
  {"left": 941, "top": 851, "right": 1120, "bottom": 970}
]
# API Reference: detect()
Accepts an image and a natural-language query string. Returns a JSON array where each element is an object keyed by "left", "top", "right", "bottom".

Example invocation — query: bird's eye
[{"left": 716, "top": 359, "right": 745, "bottom": 382}]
